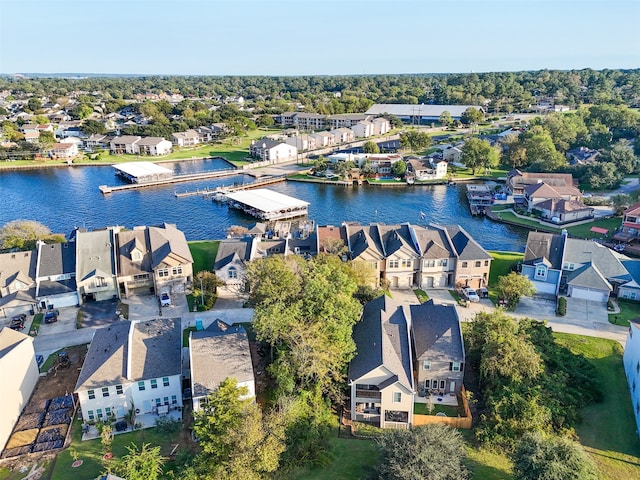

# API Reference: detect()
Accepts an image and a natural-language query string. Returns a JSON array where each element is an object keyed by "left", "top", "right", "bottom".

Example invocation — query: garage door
[
  {"left": 569, "top": 286, "right": 608, "bottom": 303},
  {"left": 533, "top": 281, "right": 556, "bottom": 294}
]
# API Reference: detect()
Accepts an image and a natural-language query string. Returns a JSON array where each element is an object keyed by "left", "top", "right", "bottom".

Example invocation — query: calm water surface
[{"left": 0, "top": 159, "right": 528, "bottom": 251}]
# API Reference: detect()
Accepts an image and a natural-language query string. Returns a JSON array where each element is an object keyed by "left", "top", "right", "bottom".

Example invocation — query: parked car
[
  {"left": 10, "top": 313, "right": 26, "bottom": 330},
  {"left": 463, "top": 288, "right": 480, "bottom": 302},
  {"left": 160, "top": 291, "right": 171, "bottom": 307},
  {"left": 44, "top": 309, "right": 59, "bottom": 323}
]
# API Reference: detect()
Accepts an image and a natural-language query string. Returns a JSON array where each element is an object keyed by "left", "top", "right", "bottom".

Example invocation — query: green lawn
[
  {"left": 490, "top": 210, "right": 561, "bottom": 231},
  {"left": 554, "top": 333, "right": 640, "bottom": 480},
  {"left": 188, "top": 240, "right": 219, "bottom": 274},
  {"left": 488, "top": 251, "right": 523, "bottom": 285},
  {"left": 283, "top": 436, "right": 379, "bottom": 480},
  {"left": 51, "top": 419, "right": 183, "bottom": 480},
  {"left": 464, "top": 445, "right": 513, "bottom": 480},
  {"left": 565, "top": 216, "right": 622, "bottom": 239},
  {"left": 413, "top": 289, "right": 430, "bottom": 303},
  {"left": 610, "top": 299, "right": 640, "bottom": 326},
  {"left": 414, "top": 403, "right": 464, "bottom": 417},
  {"left": 30, "top": 313, "right": 43, "bottom": 336}
]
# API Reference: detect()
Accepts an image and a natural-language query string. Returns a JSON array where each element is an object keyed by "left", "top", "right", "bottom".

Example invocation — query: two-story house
[
  {"left": 349, "top": 295, "right": 414, "bottom": 429},
  {"left": 213, "top": 238, "right": 255, "bottom": 292},
  {"left": 521, "top": 231, "right": 566, "bottom": 295},
  {"left": 75, "top": 317, "right": 182, "bottom": 423},
  {"left": 249, "top": 139, "right": 298, "bottom": 163},
  {"left": 345, "top": 224, "right": 386, "bottom": 288},
  {"left": 35, "top": 241, "right": 78, "bottom": 309},
  {"left": 329, "top": 127, "right": 355, "bottom": 144},
  {"left": 0, "top": 250, "right": 37, "bottom": 317},
  {"left": 75, "top": 228, "right": 120, "bottom": 303},
  {"left": 116, "top": 223, "right": 194, "bottom": 298},
  {"left": 411, "top": 300, "right": 465, "bottom": 396},
  {"left": 379, "top": 224, "right": 420, "bottom": 289},
  {"left": 411, "top": 225, "right": 456, "bottom": 289},
  {"left": 616, "top": 202, "right": 640, "bottom": 240},
  {"left": 445, "top": 225, "right": 492, "bottom": 289}
]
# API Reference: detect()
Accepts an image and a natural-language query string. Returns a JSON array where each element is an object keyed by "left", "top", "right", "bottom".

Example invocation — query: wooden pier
[
  {"left": 99, "top": 168, "right": 239, "bottom": 194},
  {"left": 174, "top": 174, "right": 288, "bottom": 198}
]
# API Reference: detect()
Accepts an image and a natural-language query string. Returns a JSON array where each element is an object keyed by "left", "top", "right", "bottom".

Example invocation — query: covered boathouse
[
  {"left": 226, "top": 188, "right": 309, "bottom": 221},
  {"left": 113, "top": 162, "right": 174, "bottom": 184}
]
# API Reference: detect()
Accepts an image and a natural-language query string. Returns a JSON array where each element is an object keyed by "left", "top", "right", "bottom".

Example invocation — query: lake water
[{"left": 0, "top": 159, "right": 528, "bottom": 251}]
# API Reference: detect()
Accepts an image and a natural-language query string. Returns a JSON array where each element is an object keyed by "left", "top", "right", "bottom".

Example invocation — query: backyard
[
  {"left": 488, "top": 251, "right": 524, "bottom": 304},
  {"left": 188, "top": 240, "right": 219, "bottom": 274}
]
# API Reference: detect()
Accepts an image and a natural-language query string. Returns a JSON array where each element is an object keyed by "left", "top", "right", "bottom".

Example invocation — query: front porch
[{"left": 81, "top": 409, "right": 182, "bottom": 441}]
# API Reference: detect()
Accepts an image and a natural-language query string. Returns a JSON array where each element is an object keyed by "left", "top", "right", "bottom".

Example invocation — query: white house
[
  {"left": 311, "top": 131, "right": 335, "bottom": 148},
  {"left": 110, "top": 136, "right": 141, "bottom": 154},
  {"left": 75, "top": 318, "right": 182, "bottom": 423},
  {"left": 329, "top": 127, "right": 355, "bottom": 143},
  {"left": 214, "top": 238, "right": 254, "bottom": 292},
  {"left": 351, "top": 121, "right": 375, "bottom": 138},
  {"left": 172, "top": 130, "right": 200, "bottom": 147},
  {"left": 372, "top": 117, "right": 391, "bottom": 135},
  {"left": 135, "top": 137, "right": 172, "bottom": 156},
  {"left": 284, "top": 134, "right": 316, "bottom": 152},
  {"left": 624, "top": 319, "right": 640, "bottom": 437},
  {"left": 0, "top": 328, "right": 40, "bottom": 453},
  {"left": 49, "top": 142, "right": 79, "bottom": 158},
  {"left": 189, "top": 321, "right": 256, "bottom": 412},
  {"left": 249, "top": 139, "right": 297, "bottom": 163},
  {"left": 35, "top": 242, "right": 78, "bottom": 309}
]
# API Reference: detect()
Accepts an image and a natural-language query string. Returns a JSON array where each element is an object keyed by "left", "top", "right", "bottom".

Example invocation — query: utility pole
[{"left": 200, "top": 276, "right": 204, "bottom": 309}]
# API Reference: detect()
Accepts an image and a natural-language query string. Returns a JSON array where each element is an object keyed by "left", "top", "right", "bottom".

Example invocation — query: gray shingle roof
[
  {"left": 148, "top": 223, "right": 193, "bottom": 269},
  {"left": 524, "top": 232, "right": 565, "bottom": 269},
  {"left": 564, "top": 238, "right": 630, "bottom": 282},
  {"left": 445, "top": 225, "right": 491, "bottom": 261},
  {"left": 190, "top": 325, "right": 254, "bottom": 398},
  {"left": 411, "top": 300, "right": 464, "bottom": 363},
  {"left": 566, "top": 264, "right": 612, "bottom": 291},
  {"left": 0, "top": 250, "right": 36, "bottom": 289},
  {"left": 75, "top": 322, "right": 130, "bottom": 390},
  {"left": 378, "top": 224, "right": 417, "bottom": 257},
  {"left": 348, "top": 224, "right": 384, "bottom": 260},
  {"left": 38, "top": 242, "right": 76, "bottom": 277},
  {"left": 75, "top": 229, "right": 116, "bottom": 282},
  {"left": 349, "top": 295, "right": 413, "bottom": 391},
  {"left": 214, "top": 239, "right": 253, "bottom": 270},
  {"left": 412, "top": 226, "right": 455, "bottom": 259}
]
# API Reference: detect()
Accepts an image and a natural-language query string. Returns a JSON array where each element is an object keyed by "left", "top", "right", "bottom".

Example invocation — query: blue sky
[{"left": 1, "top": 0, "right": 638, "bottom": 75}]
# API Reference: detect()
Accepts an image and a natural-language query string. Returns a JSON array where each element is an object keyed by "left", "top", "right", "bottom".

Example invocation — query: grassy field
[
  {"left": 488, "top": 251, "right": 523, "bottom": 285},
  {"left": 50, "top": 419, "right": 184, "bottom": 480},
  {"left": 283, "top": 436, "right": 379, "bottom": 480},
  {"left": 610, "top": 299, "right": 640, "bottom": 326},
  {"left": 188, "top": 240, "right": 219, "bottom": 274},
  {"left": 565, "top": 216, "right": 622, "bottom": 239}
]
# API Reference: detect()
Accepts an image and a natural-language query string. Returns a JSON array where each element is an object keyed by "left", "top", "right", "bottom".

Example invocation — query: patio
[
  {"left": 414, "top": 392, "right": 458, "bottom": 407},
  {"left": 81, "top": 409, "right": 182, "bottom": 441}
]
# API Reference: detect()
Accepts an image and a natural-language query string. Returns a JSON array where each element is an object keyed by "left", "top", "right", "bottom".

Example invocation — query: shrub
[{"left": 557, "top": 297, "right": 567, "bottom": 316}]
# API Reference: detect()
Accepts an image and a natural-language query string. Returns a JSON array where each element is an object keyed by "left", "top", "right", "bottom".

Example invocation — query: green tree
[
  {"left": 399, "top": 130, "right": 432, "bottom": 153},
  {"left": 512, "top": 433, "right": 598, "bottom": 480},
  {"left": 256, "top": 114, "right": 275, "bottom": 127},
  {"left": 360, "top": 160, "right": 377, "bottom": 176},
  {"left": 27, "top": 97, "right": 42, "bottom": 112},
  {"left": 461, "top": 107, "right": 483, "bottom": 125},
  {"left": 602, "top": 139, "right": 638, "bottom": 175},
  {"left": 521, "top": 126, "right": 567, "bottom": 171},
  {"left": 541, "top": 112, "right": 588, "bottom": 153},
  {"left": 38, "top": 131, "right": 56, "bottom": 150},
  {"left": 71, "top": 104, "right": 93, "bottom": 120},
  {"left": 114, "top": 442, "right": 165, "bottom": 480},
  {"left": 377, "top": 424, "right": 469, "bottom": 480},
  {"left": 362, "top": 140, "right": 380, "bottom": 154},
  {"left": 392, "top": 159, "right": 407, "bottom": 177},
  {"left": 193, "top": 378, "right": 285, "bottom": 479},
  {"left": 461, "top": 137, "right": 499, "bottom": 174},
  {"left": 0, "top": 220, "right": 62, "bottom": 250},
  {"left": 81, "top": 119, "right": 107, "bottom": 135},
  {"left": 193, "top": 271, "right": 223, "bottom": 309},
  {"left": 439, "top": 110, "right": 453, "bottom": 126},
  {"left": 496, "top": 271, "right": 536, "bottom": 309}
]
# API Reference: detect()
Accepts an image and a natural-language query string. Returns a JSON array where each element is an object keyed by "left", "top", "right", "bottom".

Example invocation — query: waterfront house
[
  {"left": 110, "top": 136, "right": 141, "bottom": 154},
  {"left": 506, "top": 170, "right": 575, "bottom": 197},
  {"left": 411, "top": 225, "right": 456, "bottom": 289},
  {"left": 35, "top": 242, "right": 78, "bottom": 309},
  {"left": 135, "top": 137, "right": 172, "bottom": 156},
  {"left": 405, "top": 157, "right": 448, "bottom": 180},
  {"left": 49, "top": 142, "right": 78, "bottom": 159},
  {"left": 349, "top": 295, "right": 414, "bottom": 429},
  {"left": 445, "top": 225, "right": 492, "bottom": 289},
  {"left": 351, "top": 121, "right": 375, "bottom": 138},
  {"left": 249, "top": 139, "right": 297, "bottom": 163},
  {"left": 75, "top": 227, "right": 120, "bottom": 303},
  {"left": 0, "top": 250, "right": 37, "bottom": 318},
  {"left": 442, "top": 146, "right": 463, "bottom": 163},
  {"left": 214, "top": 238, "right": 254, "bottom": 292},
  {"left": 189, "top": 321, "right": 255, "bottom": 412},
  {"left": 317, "top": 225, "right": 348, "bottom": 255},
  {"left": 172, "top": 130, "right": 199, "bottom": 147},
  {"left": 523, "top": 182, "right": 583, "bottom": 211},
  {"left": 23, "top": 131, "right": 40, "bottom": 144},
  {"left": 116, "top": 223, "right": 194, "bottom": 298},
  {"left": 345, "top": 224, "right": 386, "bottom": 288},
  {"left": 378, "top": 224, "right": 420, "bottom": 289},
  {"left": 284, "top": 134, "right": 317, "bottom": 152},
  {"left": 411, "top": 300, "right": 465, "bottom": 396},
  {"left": 85, "top": 134, "right": 113, "bottom": 150},
  {"left": 623, "top": 319, "right": 640, "bottom": 438},
  {"left": 329, "top": 127, "right": 355, "bottom": 144},
  {"left": 0, "top": 328, "right": 40, "bottom": 453},
  {"left": 534, "top": 198, "right": 594, "bottom": 224},
  {"left": 75, "top": 318, "right": 182, "bottom": 424}
]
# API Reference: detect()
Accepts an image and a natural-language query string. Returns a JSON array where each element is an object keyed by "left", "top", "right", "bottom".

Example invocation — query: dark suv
[
  {"left": 44, "top": 309, "right": 59, "bottom": 324},
  {"left": 10, "top": 314, "right": 26, "bottom": 330}
]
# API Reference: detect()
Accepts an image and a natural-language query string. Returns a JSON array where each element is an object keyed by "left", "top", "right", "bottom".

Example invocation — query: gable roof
[
  {"left": 75, "top": 318, "right": 181, "bottom": 391},
  {"left": 75, "top": 229, "right": 116, "bottom": 282},
  {"left": 214, "top": 239, "right": 253, "bottom": 270},
  {"left": 564, "top": 238, "right": 630, "bottom": 282},
  {"left": 524, "top": 232, "right": 565, "bottom": 269},
  {"left": 148, "top": 223, "right": 193, "bottom": 268},
  {"left": 37, "top": 242, "right": 76, "bottom": 277},
  {"left": 190, "top": 324, "right": 254, "bottom": 398},
  {"left": 535, "top": 198, "right": 592, "bottom": 214},
  {"left": 444, "top": 224, "right": 491, "bottom": 261},
  {"left": 411, "top": 225, "right": 455, "bottom": 259},
  {"left": 347, "top": 224, "right": 384, "bottom": 260},
  {"left": 0, "top": 327, "right": 33, "bottom": 360},
  {"left": 377, "top": 224, "right": 418, "bottom": 258},
  {"left": 411, "top": 300, "right": 464, "bottom": 363},
  {"left": 349, "top": 295, "right": 413, "bottom": 391},
  {"left": 566, "top": 263, "right": 612, "bottom": 291},
  {"left": 0, "top": 250, "right": 36, "bottom": 289},
  {"left": 624, "top": 202, "right": 640, "bottom": 218}
]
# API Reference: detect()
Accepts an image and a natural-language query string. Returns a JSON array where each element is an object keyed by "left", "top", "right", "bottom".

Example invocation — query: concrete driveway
[
  {"left": 35, "top": 306, "right": 78, "bottom": 336},
  {"left": 565, "top": 298, "right": 608, "bottom": 324},
  {"left": 514, "top": 296, "right": 558, "bottom": 321},
  {"left": 79, "top": 298, "right": 119, "bottom": 328}
]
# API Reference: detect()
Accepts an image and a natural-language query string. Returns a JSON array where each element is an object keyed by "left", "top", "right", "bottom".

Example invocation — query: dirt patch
[
  {"left": 247, "top": 336, "right": 274, "bottom": 407},
  {"left": 31, "top": 345, "right": 87, "bottom": 403}
]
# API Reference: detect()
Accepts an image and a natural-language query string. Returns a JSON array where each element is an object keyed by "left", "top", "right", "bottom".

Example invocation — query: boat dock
[
  {"left": 467, "top": 184, "right": 493, "bottom": 216},
  {"left": 174, "top": 174, "right": 287, "bottom": 198},
  {"left": 99, "top": 168, "right": 239, "bottom": 194}
]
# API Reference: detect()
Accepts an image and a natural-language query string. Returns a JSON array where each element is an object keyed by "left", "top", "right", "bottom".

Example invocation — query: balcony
[{"left": 355, "top": 387, "right": 382, "bottom": 400}]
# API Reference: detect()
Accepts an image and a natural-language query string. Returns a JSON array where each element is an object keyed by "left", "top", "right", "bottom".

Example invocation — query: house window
[
  {"left": 97, "top": 408, "right": 103, "bottom": 419},
  {"left": 88, "top": 410, "right": 95, "bottom": 421},
  {"left": 484, "top": 260, "right": 489, "bottom": 267},
  {"left": 163, "top": 377, "right": 170, "bottom": 387},
  {"left": 440, "top": 380, "right": 445, "bottom": 389},
  {"left": 105, "top": 407, "right": 112, "bottom": 417},
  {"left": 401, "top": 259, "right": 412, "bottom": 268},
  {"left": 424, "top": 260, "right": 435, "bottom": 268},
  {"left": 440, "top": 259, "right": 448, "bottom": 267},
  {"left": 133, "top": 274, "right": 150, "bottom": 281},
  {"left": 151, "top": 379, "right": 158, "bottom": 389},
  {"left": 389, "top": 260, "right": 399, "bottom": 269},
  {"left": 88, "top": 389, "right": 95, "bottom": 400},
  {"left": 158, "top": 269, "right": 169, "bottom": 278},
  {"left": 228, "top": 267, "right": 238, "bottom": 279},
  {"left": 138, "top": 381, "right": 146, "bottom": 391},
  {"left": 423, "top": 360, "right": 431, "bottom": 370},
  {"left": 102, "top": 387, "right": 110, "bottom": 397},
  {"left": 155, "top": 398, "right": 162, "bottom": 407},
  {"left": 475, "top": 261, "right": 481, "bottom": 268},
  {"left": 393, "top": 392, "right": 402, "bottom": 403},
  {"left": 535, "top": 265, "right": 547, "bottom": 279},
  {"left": 116, "top": 385, "right": 123, "bottom": 395},
  {"left": 172, "top": 395, "right": 178, "bottom": 405},
  {"left": 451, "top": 362, "right": 462, "bottom": 372},
  {"left": 461, "top": 261, "right": 468, "bottom": 268},
  {"left": 172, "top": 266, "right": 182, "bottom": 275},
  {"left": 164, "top": 396, "right": 169, "bottom": 405}
]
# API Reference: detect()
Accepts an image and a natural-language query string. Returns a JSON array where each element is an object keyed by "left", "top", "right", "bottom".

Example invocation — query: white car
[
  {"left": 160, "top": 291, "right": 171, "bottom": 307},
  {"left": 463, "top": 288, "right": 480, "bottom": 302}
]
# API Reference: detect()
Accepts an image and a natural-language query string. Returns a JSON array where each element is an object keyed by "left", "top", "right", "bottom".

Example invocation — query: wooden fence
[{"left": 413, "top": 386, "right": 473, "bottom": 429}]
